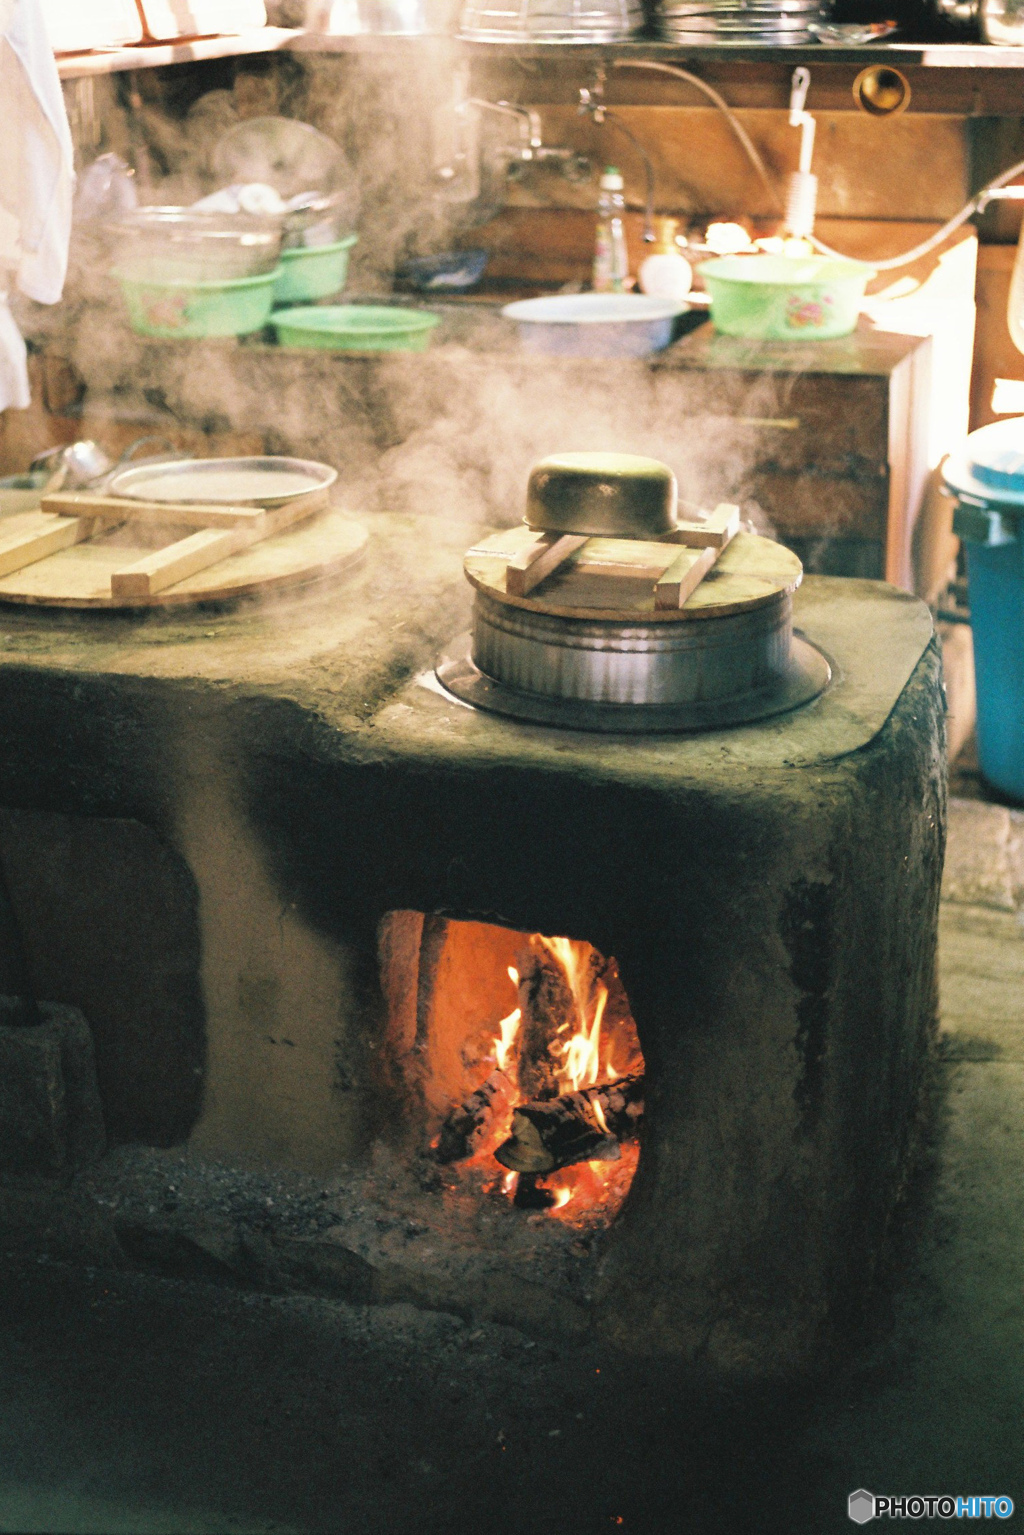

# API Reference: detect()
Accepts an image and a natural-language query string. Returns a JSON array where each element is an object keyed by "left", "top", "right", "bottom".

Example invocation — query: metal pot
[
  {"left": 437, "top": 457, "right": 830, "bottom": 733},
  {"left": 526, "top": 453, "right": 678, "bottom": 538},
  {"left": 438, "top": 569, "right": 831, "bottom": 733},
  {"left": 471, "top": 584, "right": 794, "bottom": 705},
  {"left": 980, "top": 0, "right": 1024, "bottom": 43}
]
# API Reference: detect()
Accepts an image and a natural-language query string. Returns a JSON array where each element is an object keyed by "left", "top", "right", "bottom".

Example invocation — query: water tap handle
[
  {"left": 789, "top": 66, "right": 811, "bottom": 125},
  {"left": 788, "top": 67, "right": 816, "bottom": 177}
]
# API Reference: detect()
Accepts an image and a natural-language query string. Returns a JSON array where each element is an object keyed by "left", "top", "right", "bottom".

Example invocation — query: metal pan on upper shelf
[
  {"left": 657, "top": 3, "right": 819, "bottom": 13},
  {"left": 107, "top": 456, "right": 338, "bottom": 509}
]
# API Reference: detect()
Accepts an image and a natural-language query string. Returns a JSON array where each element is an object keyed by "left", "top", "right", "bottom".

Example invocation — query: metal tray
[{"left": 107, "top": 456, "right": 338, "bottom": 508}]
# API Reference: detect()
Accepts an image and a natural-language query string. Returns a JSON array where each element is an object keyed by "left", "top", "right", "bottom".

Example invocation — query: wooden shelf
[
  {"left": 56, "top": 27, "right": 301, "bottom": 80},
  {"left": 55, "top": 28, "right": 1024, "bottom": 80},
  {"left": 457, "top": 38, "right": 1024, "bottom": 66}
]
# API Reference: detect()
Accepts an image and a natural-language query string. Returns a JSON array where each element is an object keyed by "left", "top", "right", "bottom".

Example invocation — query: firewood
[
  {"left": 515, "top": 939, "right": 579, "bottom": 1101},
  {"left": 494, "top": 1073, "right": 644, "bottom": 1175},
  {"left": 435, "top": 1069, "right": 515, "bottom": 1164}
]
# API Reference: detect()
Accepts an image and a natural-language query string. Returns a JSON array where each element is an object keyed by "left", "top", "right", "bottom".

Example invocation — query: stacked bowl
[
  {"left": 459, "top": 0, "right": 643, "bottom": 42},
  {"left": 652, "top": 0, "right": 825, "bottom": 42}
]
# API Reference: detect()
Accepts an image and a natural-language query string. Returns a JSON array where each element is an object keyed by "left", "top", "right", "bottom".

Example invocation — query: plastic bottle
[
  {"left": 638, "top": 217, "right": 692, "bottom": 303},
  {"left": 592, "top": 166, "right": 629, "bottom": 294}
]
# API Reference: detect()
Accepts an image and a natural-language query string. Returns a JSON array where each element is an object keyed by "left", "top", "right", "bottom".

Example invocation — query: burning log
[
  {"left": 435, "top": 1069, "right": 515, "bottom": 1164},
  {"left": 515, "top": 938, "right": 579, "bottom": 1101},
  {"left": 495, "top": 1073, "right": 644, "bottom": 1175}
]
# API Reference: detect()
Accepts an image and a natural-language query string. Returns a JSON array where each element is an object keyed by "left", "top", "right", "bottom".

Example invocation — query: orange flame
[
  {"left": 538, "top": 936, "right": 610, "bottom": 1095},
  {"left": 494, "top": 1007, "right": 521, "bottom": 1074},
  {"left": 558, "top": 987, "right": 607, "bottom": 1093}
]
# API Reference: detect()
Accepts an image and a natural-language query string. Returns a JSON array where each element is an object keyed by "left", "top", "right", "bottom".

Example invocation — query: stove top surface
[{"left": 395, "top": 575, "right": 934, "bottom": 777}]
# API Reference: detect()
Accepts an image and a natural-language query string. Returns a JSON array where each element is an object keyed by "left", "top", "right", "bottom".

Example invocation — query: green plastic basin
[
  {"left": 272, "top": 305, "right": 441, "bottom": 352},
  {"left": 698, "top": 254, "right": 874, "bottom": 341},
  {"left": 114, "top": 267, "right": 281, "bottom": 338},
  {"left": 274, "top": 235, "right": 358, "bottom": 305}
]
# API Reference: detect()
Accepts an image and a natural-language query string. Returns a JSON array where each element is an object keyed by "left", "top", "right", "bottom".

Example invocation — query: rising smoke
[{"left": 24, "top": 49, "right": 794, "bottom": 549}]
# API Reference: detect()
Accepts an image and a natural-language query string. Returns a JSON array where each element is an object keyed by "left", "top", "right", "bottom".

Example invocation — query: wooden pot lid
[
  {"left": 0, "top": 508, "right": 367, "bottom": 609},
  {"left": 465, "top": 526, "right": 803, "bottom": 623}
]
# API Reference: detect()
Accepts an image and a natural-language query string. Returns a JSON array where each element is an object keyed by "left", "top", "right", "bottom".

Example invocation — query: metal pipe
[
  {"left": 611, "top": 59, "right": 783, "bottom": 216},
  {"left": 578, "top": 83, "right": 656, "bottom": 243}
]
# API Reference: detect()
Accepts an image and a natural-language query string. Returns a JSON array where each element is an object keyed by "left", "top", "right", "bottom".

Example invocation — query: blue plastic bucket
[
  {"left": 944, "top": 418, "right": 1024, "bottom": 802},
  {"left": 962, "top": 536, "right": 1024, "bottom": 800}
]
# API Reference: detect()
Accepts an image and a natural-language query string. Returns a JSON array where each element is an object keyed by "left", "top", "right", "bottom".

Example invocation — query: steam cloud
[{"left": 21, "top": 50, "right": 796, "bottom": 557}]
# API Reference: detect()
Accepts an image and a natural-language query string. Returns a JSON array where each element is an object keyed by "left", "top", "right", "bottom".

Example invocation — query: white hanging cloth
[{"left": 0, "top": 0, "right": 74, "bottom": 411}]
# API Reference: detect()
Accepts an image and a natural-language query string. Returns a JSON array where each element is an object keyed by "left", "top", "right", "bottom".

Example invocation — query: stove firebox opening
[{"left": 380, "top": 914, "right": 645, "bottom": 1228}]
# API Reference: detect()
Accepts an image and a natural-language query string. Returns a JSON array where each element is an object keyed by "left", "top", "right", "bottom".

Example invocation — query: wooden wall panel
[
  {"left": 469, "top": 57, "right": 1024, "bottom": 116},
  {"left": 970, "top": 243, "right": 1023, "bottom": 430},
  {"left": 506, "top": 106, "right": 970, "bottom": 223}
]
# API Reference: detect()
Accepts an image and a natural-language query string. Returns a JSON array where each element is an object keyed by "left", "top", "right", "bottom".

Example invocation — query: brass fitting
[{"left": 852, "top": 65, "right": 911, "bottom": 118}]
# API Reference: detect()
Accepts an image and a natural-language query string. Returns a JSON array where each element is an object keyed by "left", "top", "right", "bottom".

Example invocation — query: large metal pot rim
[{"left": 473, "top": 583, "right": 791, "bottom": 645}]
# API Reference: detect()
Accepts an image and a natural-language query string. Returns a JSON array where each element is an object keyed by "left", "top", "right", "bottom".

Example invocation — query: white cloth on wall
[
  {"left": 0, "top": 293, "right": 29, "bottom": 408},
  {"left": 0, "top": 0, "right": 73, "bottom": 411}
]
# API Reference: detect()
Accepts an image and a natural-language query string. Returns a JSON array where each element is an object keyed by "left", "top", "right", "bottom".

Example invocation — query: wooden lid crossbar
[
  {"left": 504, "top": 502, "right": 741, "bottom": 609},
  {"left": 0, "top": 486, "right": 331, "bottom": 600}
]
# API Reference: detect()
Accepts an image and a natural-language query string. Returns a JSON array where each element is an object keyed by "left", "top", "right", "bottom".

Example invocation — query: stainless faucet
[
  {"left": 466, "top": 98, "right": 590, "bottom": 179},
  {"left": 466, "top": 99, "right": 543, "bottom": 154}
]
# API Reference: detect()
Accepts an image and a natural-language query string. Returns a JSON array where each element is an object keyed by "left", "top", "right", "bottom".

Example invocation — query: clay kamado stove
[
  {"left": 0, "top": 448, "right": 945, "bottom": 1379},
  {"left": 332, "top": 451, "right": 943, "bottom": 1374}
]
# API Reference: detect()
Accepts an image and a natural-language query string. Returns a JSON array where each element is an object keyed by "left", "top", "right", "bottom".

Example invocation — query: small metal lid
[
  {"left": 943, "top": 418, "right": 1024, "bottom": 512},
  {"left": 525, "top": 452, "right": 678, "bottom": 538}
]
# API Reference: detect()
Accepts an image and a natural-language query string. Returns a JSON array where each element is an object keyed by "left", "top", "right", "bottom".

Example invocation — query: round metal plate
[
  {"left": 108, "top": 456, "right": 338, "bottom": 507},
  {"left": 656, "top": 24, "right": 815, "bottom": 36},
  {"left": 657, "top": 2, "right": 820, "bottom": 11},
  {"left": 658, "top": 17, "right": 814, "bottom": 28},
  {"left": 436, "top": 630, "right": 831, "bottom": 734}
]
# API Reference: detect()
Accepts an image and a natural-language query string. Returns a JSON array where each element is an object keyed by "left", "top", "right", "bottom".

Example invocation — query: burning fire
[
  {"left": 538, "top": 936, "right": 618, "bottom": 1096},
  {"left": 494, "top": 991, "right": 522, "bottom": 1075},
  {"left": 490, "top": 936, "right": 641, "bottom": 1220}
]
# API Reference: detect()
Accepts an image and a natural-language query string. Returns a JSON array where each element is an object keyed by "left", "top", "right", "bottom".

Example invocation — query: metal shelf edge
[{"left": 56, "top": 29, "right": 1024, "bottom": 77}]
